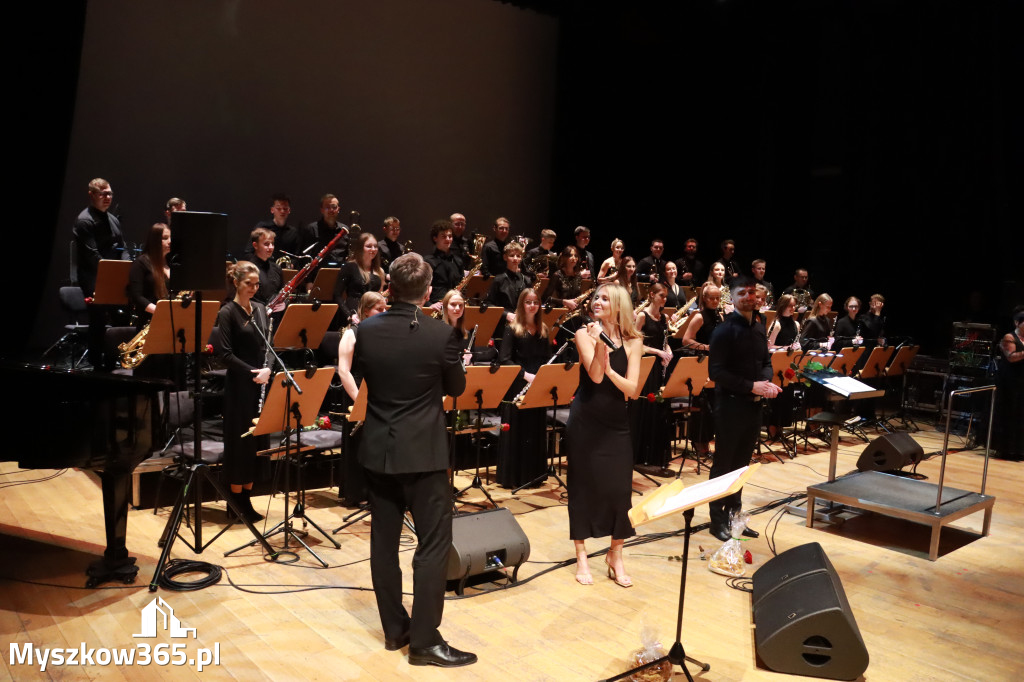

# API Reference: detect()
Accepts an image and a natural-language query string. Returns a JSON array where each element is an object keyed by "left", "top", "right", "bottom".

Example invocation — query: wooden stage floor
[{"left": 2, "top": 423, "right": 1022, "bottom": 681}]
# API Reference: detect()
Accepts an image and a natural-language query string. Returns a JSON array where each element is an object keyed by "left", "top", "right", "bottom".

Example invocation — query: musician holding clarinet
[{"left": 217, "top": 262, "right": 272, "bottom": 523}]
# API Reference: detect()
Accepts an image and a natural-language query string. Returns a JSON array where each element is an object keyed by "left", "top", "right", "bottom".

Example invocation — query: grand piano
[{"left": 3, "top": 363, "right": 170, "bottom": 586}]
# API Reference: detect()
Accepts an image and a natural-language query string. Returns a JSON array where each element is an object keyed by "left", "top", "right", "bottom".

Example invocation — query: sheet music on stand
[
  {"left": 629, "top": 464, "right": 758, "bottom": 527},
  {"left": 804, "top": 370, "right": 885, "bottom": 400}
]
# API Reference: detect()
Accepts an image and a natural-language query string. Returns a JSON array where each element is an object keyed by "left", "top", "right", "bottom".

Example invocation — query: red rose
[
  {"left": 205, "top": 343, "right": 214, "bottom": 354},
  {"left": 744, "top": 550, "right": 752, "bottom": 564},
  {"left": 647, "top": 392, "right": 656, "bottom": 403},
  {"left": 488, "top": 339, "right": 495, "bottom": 347},
  {"left": 500, "top": 423, "right": 510, "bottom": 432},
  {"left": 318, "top": 415, "right": 332, "bottom": 430},
  {"left": 783, "top": 368, "right": 796, "bottom": 380}
]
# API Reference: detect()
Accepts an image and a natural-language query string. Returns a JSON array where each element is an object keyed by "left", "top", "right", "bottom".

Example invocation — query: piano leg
[{"left": 85, "top": 468, "right": 140, "bottom": 588}]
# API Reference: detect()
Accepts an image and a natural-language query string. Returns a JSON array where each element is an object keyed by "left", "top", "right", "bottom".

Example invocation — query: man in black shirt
[
  {"left": 719, "top": 239, "right": 741, "bottom": 281},
  {"left": 300, "top": 193, "right": 350, "bottom": 266},
  {"left": 247, "top": 193, "right": 300, "bottom": 260},
  {"left": 486, "top": 241, "right": 530, "bottom": 341},
  {"left": 449, "top": 212, "right": 470, "bottom": 271},
  {"left": 378, "top": 216, "right": 405, "bottom": 272},
  {"left": 574, "top": 225, "right": 596, "bottom": 279},
  {"left": 751, "top": 259, "right": 774, "bottom": 304},
  {"left": 425, "top": 220, "right": 462, "bottom": 309},
  {"left": 674, "top": 237, "right": 705, "bottom": 288},
  {"left": 524, "top": 228, "right": 557, "bottom": 280},
  {"left": 781, "top": 268, "right": 815, "bottom": 316},
  {"left": 73, "top": 177, "right": 126, "bottom": 368},
  {"left": 636, "top": 238, "right": 667, "bottom": 284},
  {"left": 708, "top": 277, "right": 780, "bottom": 541},
  {"left": 481, "top": 217, "right": 511, "bottom": 277}
]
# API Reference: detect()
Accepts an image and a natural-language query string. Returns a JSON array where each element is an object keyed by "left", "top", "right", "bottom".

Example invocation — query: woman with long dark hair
[
  {"left": 334, "top": 232, "right": 386, "bottom": 326},
  {"left": 127, "top": 223, "right": 171, "bottom": 325},
  {"left": 631, "top": 283, "right": 674, "bottom": 474}
]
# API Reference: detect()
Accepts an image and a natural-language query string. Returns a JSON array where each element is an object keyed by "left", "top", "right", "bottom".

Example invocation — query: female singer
[
  {"left": 680, "top": 284, "right": 723, "bottom": 458},
  {"left": 799, "top": 294, "right": 834, "bottom": 350},
  {"left": 597, "top": 238, "right": 625, "bottom": 283},
  {"left": 336, "top": 291, "right": 387, "bottom": 505},
  {"left": 833, "top": 297, "right": 864, "bottom": 349},
  {"left": 127, "top": 223, "right": 171, "bottom": 325},
  {"left": 993, "top": 307, "right": 1024, "bottom": 461},
  {"left": 217, "top": 261, "right": 272, "bottom": 522},
  {"left": 496, "top": 289, "right": 551, "bottom": 488},
  {"left": 614, "top": 255, "right": 640, "bottom": 305},
  {"left": 334, "top": 232, "right": 386, "bottom": 327},
  {"left": 631, "top": 283, "right": 674, "bottom": 474},
  {"left": 568, "top": 284, "right": 641, "bottom": 587}
]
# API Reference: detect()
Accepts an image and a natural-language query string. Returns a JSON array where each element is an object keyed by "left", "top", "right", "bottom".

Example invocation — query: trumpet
[{"left": 118, "top": 291, "right": 194, "bottom": 369}]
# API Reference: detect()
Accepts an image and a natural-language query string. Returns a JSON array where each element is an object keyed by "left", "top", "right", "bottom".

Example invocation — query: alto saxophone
[
  {"left": 118, "top": 291, "right": 194, "bottom": 369},
  {"left": 431, "top": 256, "right": 484, "bottom": 319},
  {"left": 555, "top": 286, "right": 595, "bottom": 326}
]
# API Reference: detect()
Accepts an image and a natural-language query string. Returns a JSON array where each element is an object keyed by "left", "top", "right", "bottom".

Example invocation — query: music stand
[
  {"left": 225, "top": 367, "right": 338, "bottom": 566},
  {"left": 463, "top": 306, "right": 503, "bottom": 346},
  {"left": 661, "top": 356, "right": 711, "bottom": 475},
  {"left": 511, "top": 362, "right": 579, "bottom": 493},
  {"left": 608, "top": 464, "right": 761, "bottom": 682},
  {"left": 304, "top": 266, "right": 340, "bottom": 302},
  {"left": 462, "top": 275, "right": 491, "bottom": 302},
  {"left": 532, "top": 277, "right": 550, "bottom": 299},
  {"left": 273, "top": 303, "right": 338, "bottom": 350},
  {"left": 139, "top": 298, "right": 219, "bottom": 359},
  {"left": 91, "top": 260, "right": 132, "bottom": 305},
  {"left": 630, "top": 355, "right": 661, "bottom": 487},
  {"left": 882, "top": 344, "right": 920, "bottom": 431},
  {"left": 332, "top": 381, "right": 375, "bottom": 534},
  {"left": 763, "top": 349, "right": 806, "bottom": 459},
  {"left": 445, "top": 365, "right": 519, "bottom": 510},
  {"left": 830, "top": 346, "right": 865, "bottom": 376}
]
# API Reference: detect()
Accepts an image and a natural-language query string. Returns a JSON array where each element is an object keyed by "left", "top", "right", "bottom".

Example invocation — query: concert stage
[{"left": 2, "top": 423, "right": 1022, "bottom": 680}]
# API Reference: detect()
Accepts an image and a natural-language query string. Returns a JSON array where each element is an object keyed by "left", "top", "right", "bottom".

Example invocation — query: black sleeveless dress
[
  {"left": 567, "top": 345, "right": 636, "bottom": 541},
  {"left": 631, "top": 313, "right": 671, "bottom": 467}
]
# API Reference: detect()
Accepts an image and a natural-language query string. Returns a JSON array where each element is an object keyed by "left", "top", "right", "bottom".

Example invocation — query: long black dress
[
  {"left": 567, "top": 344, "right": 636, "bottom": 541},
  {"left": 631, "top": 312, "right": 671, "bottom": 467},
  {"left": 217, "top": 300, "right": 270, "bottom": 485},
  {"left": 496, "top": 327, "right": 551, "bottom": 488}
]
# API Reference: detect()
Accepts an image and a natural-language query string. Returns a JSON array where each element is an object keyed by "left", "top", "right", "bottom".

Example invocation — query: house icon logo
[{"left": 133, "top": 597, "right": 197, "bottom": 639}]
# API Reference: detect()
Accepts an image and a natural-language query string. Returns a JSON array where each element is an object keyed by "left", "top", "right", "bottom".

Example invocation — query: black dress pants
[
  {"left": 365, "top": 468, "right": 451, "bottom": 648},
  {"left": 709, "top": 393, "right": 761, "bottom": 529}
]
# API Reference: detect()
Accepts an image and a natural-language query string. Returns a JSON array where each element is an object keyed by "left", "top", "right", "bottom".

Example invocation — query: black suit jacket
[{"left": 353, "top": 301, "right": 466, "bottom": 474}]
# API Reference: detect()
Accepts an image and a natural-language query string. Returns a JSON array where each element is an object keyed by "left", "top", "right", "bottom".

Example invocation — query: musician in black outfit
[
  {"left": 636, "top": 239, "right": 668, "bottom": 284},
  {"left": 496, "top": 289, "right": 551, "bottom": 488},
  {"left": 127, "top": 224, "right": 171, "bottom": 327},
  {"left": 859, "top": 294, "right": 886, "bottom": 347},
  {"left": 481, "top": 217, "right": 511, "bottom": 277},
  {"left": 352, "top": 252, "right": 474, "bottom": 667},
  {"left": 524, "top": 228, "right": 557, "bottom": 280},
  {"left": 249, "top": 228, "right": 284, "bottom": 311},
  {"left": 574, "top": 226, "right": 596, "bottom": 279},
  {"left": 719, "top": 239, "right": 741, "bottom": 281},
  {"left": 300, "top": 193, "right": 349, "bottom": 267},
  {"left": 217, "top": 261, "right": 271, "bottom": 523},
  {"left": 74, "top": 177, "right": 126, "bottom": 368},
  {"left": 674, "top": 238, "right": 705, "bottom": 289},
  {"left": 449, "top": 212, "right": 470, "bottom": 271},
  {"left": 681, "top": 284, "right": 723, "bottom": 459},
  {"left": 833, "top": 297, "right": 864, "bottom": 350},
  {"left": 631, "top": 284, "right": 674, "bottom": 474},
  {"left": 425, "top": 220, "right": 462, "bottom": 309},
  {"left": 799, "top": 294, "right": 835, "bottom": 351},
  {"left": 333, "top": 232, "right": 386, "bottom": 327},
  {"left": 378, "top": 217, "right": 405, "bottom": 272},
  {"left": 708, "top": 277, "right": 780, "bottom": 541},
  {"left": 247, "top": 193, "right": 300, "bottom": 259},
  {"left": 486, "top": 241, "right": 530, "bottom": 341},
  {"left": 545, "top": 246, "right": 586, "bottom": 358}
]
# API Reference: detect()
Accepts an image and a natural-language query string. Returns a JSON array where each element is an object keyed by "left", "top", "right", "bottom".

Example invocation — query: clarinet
[
  {"left": 256, "top": 307, "right": 273, "bottom": 417},
  {"left": 463, "top": 325, "right": 478, "bottom": 370},
  {"left": 513, "top": 338, "right": 572, "bottom": 405}
]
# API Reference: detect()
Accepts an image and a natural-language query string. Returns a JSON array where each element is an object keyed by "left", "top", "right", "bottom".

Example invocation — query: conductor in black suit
[{"left": 352, "top": 252, "right": 476, "bottom": 668}]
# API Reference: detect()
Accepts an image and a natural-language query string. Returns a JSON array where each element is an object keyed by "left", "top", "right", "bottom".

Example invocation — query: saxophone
[
  {"left": 667, "top": 295, "right": 699, "bottom": 335},
  {"left": 118, "top": 291, "right": 194, "bottom": 369},
  {"left": 431, "top": 254, "right": 485, "bottom": 319},
  {"left": 555, "top": 287, "right": 595, "bottom": 325}
]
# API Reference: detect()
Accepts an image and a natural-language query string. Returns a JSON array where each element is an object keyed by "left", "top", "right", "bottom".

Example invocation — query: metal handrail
[{"left": 937, "top": 384, "right": 996, "bottom": 512}]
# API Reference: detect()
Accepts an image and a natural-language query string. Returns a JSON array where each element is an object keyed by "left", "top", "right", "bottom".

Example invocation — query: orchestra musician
[
  {"left": 833, "top": 297, "right": 864, "bottom": 350},
  {"left": 127, "top": 223, "right": 171, "bottom": 326},
  {"left": 631, "top": 283, "right": 674, "bottom": 475},
  {"left": 481, "top": 217, "right": 511, "bottom": 278},
  {"left": 248, "top": 193, "right": 300, "bottom": 259},
  {"left": 378, "top": 216, "right": 404, "bottom": 272},
  {"left": 766, "top": 294, "right": 802, "bottom": 440},
  {"left": 719, "top": 239, "right": 741, "bottom": 281},
  {"left": 249, "top": 227, "right": 284, "bottom": 311},
  {"left": 449, "top": 213, "right": 470, "bottom": 271},
  {"left": 799, "top": 294, "right": 835, "bottom": 351},
  {"left": 636, "top": 239, "right": 667, "bottom": 284},
  {"left": 425, "top": 220, "right": 462, "bottom": 310},
  {"left": 496, "top": 288, "right": 551, "bottom": 488},
  {"left": 545, "top": 245, "right": 586, "bottom": 358},
  {"left": 74, "top": 177, "right": 125, "bottom": 369},
  {"left": 663, "top": 261, "right": 686, "bottom": 310},
  {"left": 860, "top": 294, "right": 886, "bottom": 347},
  {"left": 573, "top": 226, "right": 596, "bottom": 278},
  {"left": 597, "top": 238, "right": 625, "bottom": 284},
  {"left": 782, "top": 268, "right": 815, "bottom": 316},
  {"left": 485, "top": 241, "right": 530, "bottom": 341},
  {"left": 568, "top": 284, "right": 641, "bottom": 587},
  {"left": 681, "top": 284, "right": 723, "bottom": 460},
  {"left": 524, "top": 228, "right": 557, "bottom": 280},
  {"left": 300, "top": 193, "right": 349, "bottom": 268},
  {"left": 614, "top": 255, "right": 640, "bottom": 306},
  {"left": 993, "top": 306, "right": 1024, "bottom": 461},
  {"left": 674, "top": 237, "right": 705, "bottom": 289},
  {"left": 217, "top": 261, "right": 272, "bottom": 523},
  {"left": 440, "top": 289, "right": 476, "bottom": 366},
  {"left": 334, "top": 232, "right": 386, "bottom": 327}
]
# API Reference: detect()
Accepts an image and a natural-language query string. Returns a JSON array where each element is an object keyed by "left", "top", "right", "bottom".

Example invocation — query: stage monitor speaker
[
  {"left": 857, "top": 432, "right": 923, "bottom": 472},
  {"left": 446, "top": 507, "right": 530, "bottom": 595},
  {"left": 752, "top": 543, "right": 868, "bottom": 680}
]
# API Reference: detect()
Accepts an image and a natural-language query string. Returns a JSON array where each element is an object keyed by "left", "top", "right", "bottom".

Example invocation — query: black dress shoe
[
  {"left": 710, "top": 524, "right": 731, "bottom": 542},
  {"left": 741, "top": 527, "right": 759, "bottom": 539},
  {"left": 408, "top": 643, "right": 478, "bottom": 668},
  {"left": 384, "top": 633, "right": 410, "bottom": 651}
]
